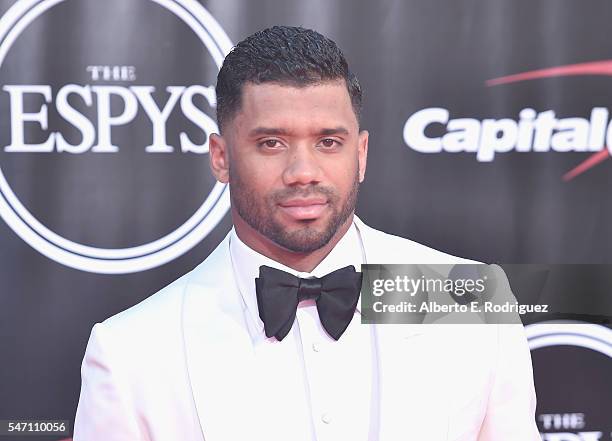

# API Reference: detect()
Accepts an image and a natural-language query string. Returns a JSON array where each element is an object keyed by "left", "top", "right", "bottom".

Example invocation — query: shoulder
[
  {"left": 355, "top": 217, "right": 480, "bottom": 264},
  {"left": 78, "top": 236, "right": 235, "bottom": 394},
  {"left": 102, "top": 271, "right": 190, "bottom": 334},
  {"left": 101, "top": 234, "right": 231, "bottom": 337}
]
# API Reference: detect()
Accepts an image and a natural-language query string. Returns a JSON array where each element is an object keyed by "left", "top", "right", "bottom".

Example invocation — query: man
[{"left": 73, "top": 26, "right": 540, "bottom": 441}]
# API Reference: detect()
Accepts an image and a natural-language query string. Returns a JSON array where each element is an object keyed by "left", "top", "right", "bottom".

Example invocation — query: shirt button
[
  {"left": 312, "top": 343, "right": 320, "bottom": 352},
  {"left": 321, "top": 413, "right": 332, "bottom": 424}
]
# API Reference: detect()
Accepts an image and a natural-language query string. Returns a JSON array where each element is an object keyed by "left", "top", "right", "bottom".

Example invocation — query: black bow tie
[{"left": 255, "top": 265, "right": 363, "bottom": 341}]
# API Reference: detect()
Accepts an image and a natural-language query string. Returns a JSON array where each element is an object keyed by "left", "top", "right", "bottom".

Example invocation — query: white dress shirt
[{"left": 229, "top": 221, "right": 378, "bottom": 441}]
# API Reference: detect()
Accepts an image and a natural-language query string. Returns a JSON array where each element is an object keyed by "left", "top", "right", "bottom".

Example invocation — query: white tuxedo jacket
[{"left": 73, "top": 218, "right": 540, "bottom": 441}]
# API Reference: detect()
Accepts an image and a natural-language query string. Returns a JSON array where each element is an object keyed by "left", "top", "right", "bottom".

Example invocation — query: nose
[{"left": 282, "top": 146, "right": 323, "bottom": 187}]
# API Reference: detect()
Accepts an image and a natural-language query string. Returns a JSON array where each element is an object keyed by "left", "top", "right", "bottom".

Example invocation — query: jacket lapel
[
  {"left": 355, "top": 218, "right": 451, "bottom": 440},
  {"left": 181, "top": 235, "right": 270, "bottom": 441}
]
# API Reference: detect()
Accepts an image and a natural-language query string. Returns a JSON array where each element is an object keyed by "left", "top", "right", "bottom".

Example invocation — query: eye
[
  {"left": 320, "top": 138, "right": 340, "bottom": 149},
  {"left": 259, "top": 139, "right": 282, "bottom": 149}
]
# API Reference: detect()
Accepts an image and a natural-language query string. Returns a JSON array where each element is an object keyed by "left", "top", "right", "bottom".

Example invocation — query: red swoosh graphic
[
  {"left": 486, "top": 59, "right": 612, "bottom": 86},
  {"left": 486, "top": 60, "right": 612, "bottom": 181},
  {"left": 562, "top": 149, "right": 610, "bottom": 182}
]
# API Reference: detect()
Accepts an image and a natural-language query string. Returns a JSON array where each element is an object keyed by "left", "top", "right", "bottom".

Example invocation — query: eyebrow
[
  {"left": 317, "top": 127, "right": 350, "bottom": 136},
  {"left": 248, "top": 126, "right": 350, "bottom": 137}
]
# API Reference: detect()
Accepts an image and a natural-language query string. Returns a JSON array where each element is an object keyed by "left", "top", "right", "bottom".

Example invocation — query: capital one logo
[
  {"left": 0, "top": 0, "right": 233, "bottom": 273},
  {"left": 403, "top": 60, "right": 612, "bottom": 181}
]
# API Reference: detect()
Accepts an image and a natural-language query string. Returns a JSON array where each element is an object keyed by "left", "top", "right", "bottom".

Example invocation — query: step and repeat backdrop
[{"left": 0, "top": 0, "right": 610, "bottom": 439}]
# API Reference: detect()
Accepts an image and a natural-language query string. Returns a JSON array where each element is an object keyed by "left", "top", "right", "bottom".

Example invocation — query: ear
[
  {"left": 209, "top": 133, "right": 230, "bottom": 183},
  {"left": 357, "top": 130, "right": 369, "bottom": 183}
]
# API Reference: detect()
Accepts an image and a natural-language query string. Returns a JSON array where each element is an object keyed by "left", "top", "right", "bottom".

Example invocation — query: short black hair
[{"left": 215, "top": 25, "right": 362, "bottom": 132}]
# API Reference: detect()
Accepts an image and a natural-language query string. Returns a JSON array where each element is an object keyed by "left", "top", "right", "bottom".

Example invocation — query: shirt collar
[{"left": 229, "top": 221, "right": 364, "bottom": 335}]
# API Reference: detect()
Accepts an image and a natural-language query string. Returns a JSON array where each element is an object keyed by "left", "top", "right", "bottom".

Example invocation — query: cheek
[
  {"left": 323, "top": 157, "right": 359, "bottom": 190},
  {"left": 233, "top": 159, "right": 279, "bottom": 195}
]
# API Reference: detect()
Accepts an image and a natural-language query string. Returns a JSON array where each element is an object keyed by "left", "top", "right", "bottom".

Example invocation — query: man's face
[{"left": 210, "top": 80, "right": 368, "bottom": 253}]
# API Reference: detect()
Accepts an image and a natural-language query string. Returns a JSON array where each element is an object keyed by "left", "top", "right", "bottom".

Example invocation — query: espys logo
[
  {"left": 0, "top": 0, "right": 232, "bottom": 273},
  {"left": 526, "top": 323, "right": 612, "bottom": 441},
  {"left": 403, "top": 60, "right": 612, "bottom": 182}
]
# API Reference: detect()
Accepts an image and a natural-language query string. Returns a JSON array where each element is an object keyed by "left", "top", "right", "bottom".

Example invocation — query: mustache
[{"left": 270, "top": 185, "right": 338, "bottom": 203}]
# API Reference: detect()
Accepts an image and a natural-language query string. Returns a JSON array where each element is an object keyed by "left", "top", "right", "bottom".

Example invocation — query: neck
[{"left": 232, "top": 210, "right": 354, "bottom": 273}]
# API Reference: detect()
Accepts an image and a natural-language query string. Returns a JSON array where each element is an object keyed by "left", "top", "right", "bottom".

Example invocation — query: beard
[{"left": 229, "top": 167, "right": 359, "bottom": 253}]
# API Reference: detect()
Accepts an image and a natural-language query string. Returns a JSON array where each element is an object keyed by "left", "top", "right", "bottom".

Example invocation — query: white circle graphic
[
  {"left": 526, "top": 322, "right": 612, "bottom": 358},
  {"left": 0, "top": 0, "right": 232, "bottom": 274}
]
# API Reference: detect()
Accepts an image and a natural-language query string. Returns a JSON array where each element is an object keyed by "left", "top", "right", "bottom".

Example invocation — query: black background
[{"left": 0, "top": 1, "right": 610, "bottom": 439}]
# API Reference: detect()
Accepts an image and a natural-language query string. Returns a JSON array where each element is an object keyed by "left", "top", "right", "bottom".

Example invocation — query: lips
[{"left": 278, "top": 197, "right": 328, "bottom": 220}]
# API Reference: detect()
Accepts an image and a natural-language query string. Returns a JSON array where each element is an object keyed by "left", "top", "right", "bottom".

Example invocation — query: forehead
[{"left": 231, "top": 80, "right": 358, "bottom": 135}]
